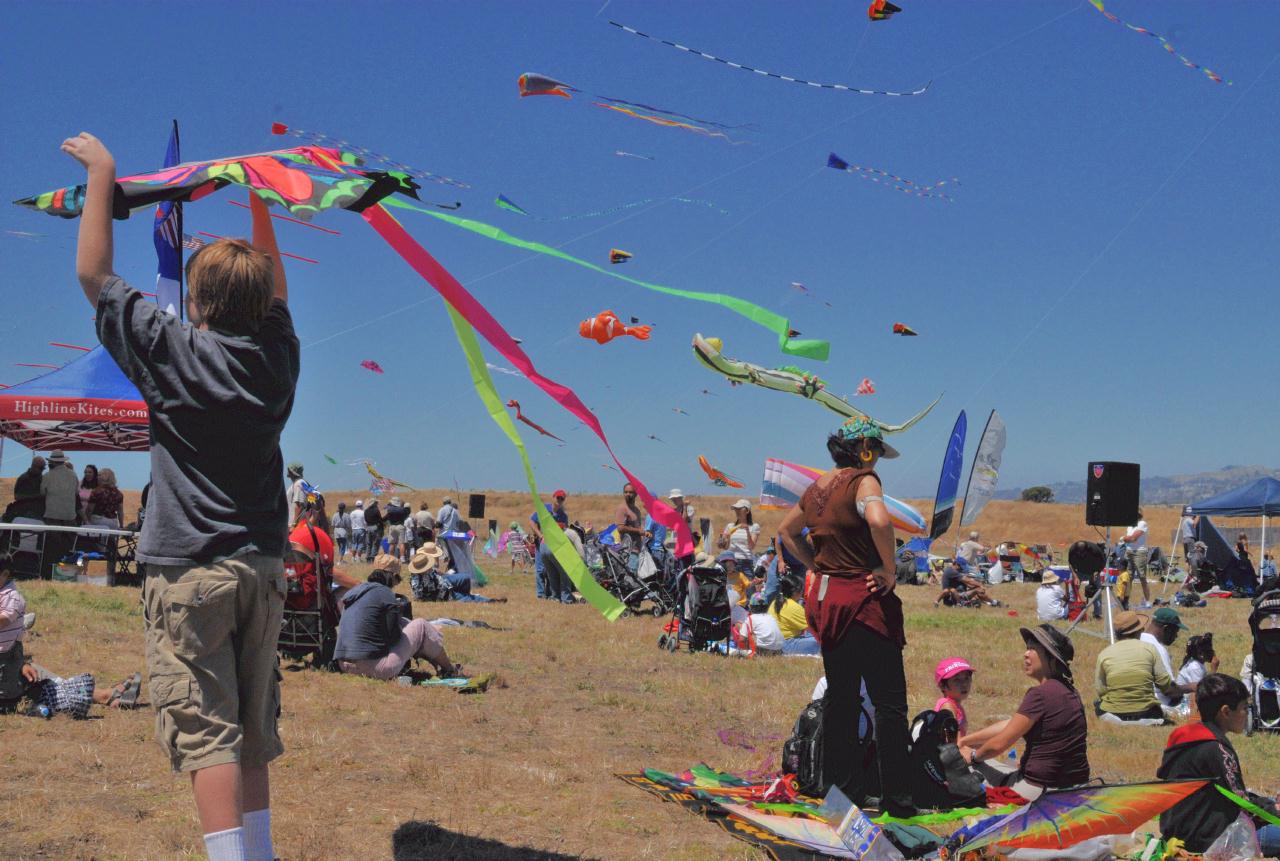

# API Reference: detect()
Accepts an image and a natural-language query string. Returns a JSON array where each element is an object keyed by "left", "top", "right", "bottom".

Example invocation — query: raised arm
[
  {"left": 61, "top": 133, "right": 116, "bottom": 306},
  {"left": 248, "top": 193, "right": 287, "bottom": 304}
]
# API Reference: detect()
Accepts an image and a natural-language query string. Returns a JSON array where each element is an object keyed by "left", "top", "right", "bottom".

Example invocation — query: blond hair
[
  {"left": 99, "top": 468, "right": 117, "bottom": 488},
  {"left": 186, "top": 238, "right": 273, "bottom": 331}
]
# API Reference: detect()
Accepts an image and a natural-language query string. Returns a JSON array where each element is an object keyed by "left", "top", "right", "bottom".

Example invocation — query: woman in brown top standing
[{"left": 779, "top": 418, "right": 915, "bottom": 817}]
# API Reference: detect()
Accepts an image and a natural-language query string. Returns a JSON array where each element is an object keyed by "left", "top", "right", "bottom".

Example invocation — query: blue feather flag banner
[
  {"left": 929, "top": 411, "right": 967, "bottom": 539},
  {"left": 153, "top": 121, "right": 183, "bottom": 318}
]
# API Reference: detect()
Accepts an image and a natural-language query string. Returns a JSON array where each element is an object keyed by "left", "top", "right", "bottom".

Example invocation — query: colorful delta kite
[
  {"left": 505, "top": 399, "right": 563, "bottom": 442},
  {"left": 494, "top": 192, "right": 726, "bottom": 221},
  {"left": 518, "top": 72, "right": 750, "bottom": 144},
  {"left": 827, "top": 153, "right": 958, "bottom": 201},
  {"left": 1088, "top": 1, "right": 1231, "bottom": 85},
  {"left": 692, "top": 334, "right": 939, "bottom": 432},
  {"left": 356, "top": 460, "right": 414, "bottom": 491},
  {"left": 698, "top": 455, "right": 745, "bottom": 489},
  {"left": 270, "top": 122, "right": 470, "bottom": 188},
  {"left": 580, "top": 310, "right": 652, "bottom": 345},
  {"left": 377, "top": 199, "right": 829, "bottom": 360},
  {"left": 868, "top": 0, "right": 902, "bottom": 20},
  {"left": 760, "top": 457, "right": 926, "bottom": 534},
  {"left": 609, "top": 248, "right": 633, "bottom": 265},
  {"left": 892, "top": 322, "right": 918, "bottom": 336},
  {"left": 608, "top": 21, "right": 930, "bottom": 97},
  {"left": 790, "top": 282, "right": 834, "bottom": 309},
  {"left": 854, "top": 377, "right": 875, "bottom": 396},
  {"left": 360, "top": 359, "right": 384, "bottom": 374}
]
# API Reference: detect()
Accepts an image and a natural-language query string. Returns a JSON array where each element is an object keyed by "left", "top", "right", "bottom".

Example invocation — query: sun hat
[
  {"left": 408, "top": 543, "right": 444, "bottom": 574},
  {"left": 1041, "top": 569, "right": 1061, "bottom": 585},
  {"left": 837, "top": 417, "right": 900, "bottom": 459},
  {"left": 748, "top": 593, "right": 769, "bottom": 612},
  {"left": 287, "top": 461, "right": 304, "bottom": 478},
  {"left": 668, "top": 488, "right": 685, "bottom": 499},
  {"left": 553, "top": 489, "right": 567, "bottom": 499},
  {"left": 1152, "top": 607, "right": 1189, "bottom": 631},
  {"left": 373, "top": 553, "right": 402, "bottom": 577},
  {"left": 716, "top": 551, "right": 738, "bottom": 565},
  {"left": 934, "top": 657, "right": 974, "bottom": 686},
  {"left": 1112, "top": 610, "right": 1146, "bottom": 638},
  {"left": 1019, "top": 624, "right": 1075, "bottom": 668},
  {"left": 731, "top": 498, "right": 752, "bottom": 510},
  {"left": 47, "top": 450, "right": 68, "bottom": 465}
]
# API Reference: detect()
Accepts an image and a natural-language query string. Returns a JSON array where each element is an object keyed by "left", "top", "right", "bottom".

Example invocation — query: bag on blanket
[
  {"left": 782, "top": 695, "right": 877, "bottom": 798},
  {"left": 907, "top": 709, "right": 985, "bottom": 810}
]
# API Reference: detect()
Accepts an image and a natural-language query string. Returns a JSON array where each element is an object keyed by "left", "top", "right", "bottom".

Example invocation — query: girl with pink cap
[{"left": 934, "top": 657, "right": 974, "bottom": 734}]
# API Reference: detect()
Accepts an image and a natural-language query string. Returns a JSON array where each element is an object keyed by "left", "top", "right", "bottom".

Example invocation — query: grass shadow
[{"left": 392, "top": 821, "right": 602, "bottom": 860}]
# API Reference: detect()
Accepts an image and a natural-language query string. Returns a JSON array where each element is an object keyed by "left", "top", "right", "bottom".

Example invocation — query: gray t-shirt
[{"left": 96, "top": 276, "right": 299, "bottom": 565}]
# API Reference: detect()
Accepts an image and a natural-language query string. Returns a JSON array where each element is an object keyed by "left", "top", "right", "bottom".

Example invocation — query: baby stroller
[
  {"left": 277, "top": 524, "right": 339, "bottom": 669},
  {"left": 1245, "top": 589, "right": 1280, "bottom": 735},
  {"left": 658, "top": 561, "right": 730, "bottom": 653},
  {"left": 597, "top": 542, "right": 671, "bottom": 615}
]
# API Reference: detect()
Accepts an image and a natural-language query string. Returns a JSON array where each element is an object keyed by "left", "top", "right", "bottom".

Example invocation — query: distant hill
[{"left": 997, "top": 465, "right": 1280, "bottom": 505}]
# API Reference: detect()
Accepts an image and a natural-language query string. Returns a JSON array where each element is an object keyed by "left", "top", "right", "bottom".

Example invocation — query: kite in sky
[
  {"left": 356, "top": 460, "right": 414, "bottom": 490},
  {"left": 760, "top": 457, "right": 926, "bottom": 534},
  {"left": 892, "top": 322, "right": 918, "bottom": 336},
  {"left": 868, "top": 0, "right": 902, "bottom": 21},
  {"left": 827, "top": 153, "right": 958, "bottom": 201},
  {"left": 485, "top": 362, "right": 522, "bottom": 377},
  {"left": 324, "top": 454, "right": 338, "bottom": 465},
  {"left": 494, "top": 193, "right": 726, "bottom": 221},
  {"left": 505, "top": 399, "right": 564, "bottom": 441},
  {"left": 519, "top": 72, "right": 751, "bottom": 143},
  {"left": 360, "top": 359, "right": 384, "bottom": 374},
  {"left": 790, "top": 281, "right": 834, "bottom": 309},
  {"left": 672, "top": 407, "right": 690, "bottom": 416},
  {"left": 646, "top": 435, "right": 665, "bottom": 443},
  {"left": 188, "top": 232, "right": 318, "bottom": 265},
  {"left": 579, "top": 310, "right": 652, "bottom": 345},
  {"left": 609, "top": 248, "right": 633, "bottom": 265},
  {"left": 270, "top": 122, "right": 471, "bottom": 188},
  {"left": 698, "top": 455, "right": 745, "bottom": 489},
  {"left": 614, "top": 150, "right": 654, "bottom": 161},
  {"left": 608, "top": 21, "right": 930, "bottom": 97},
  {"left": 700, "top": 389, "right": 718, "bottom": 397},
  {"left": 1087, "top": 1, "right": 1230, "bottom": 84},
  {"left": 693, "top": 333, "right": 940, "bottom": 432},
  {"left": 854, "top": 377, "right": 875, "bottom": 396}
]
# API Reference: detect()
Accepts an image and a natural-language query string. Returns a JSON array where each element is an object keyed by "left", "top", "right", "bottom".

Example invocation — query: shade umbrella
[{"left": 1186, "top": 477, "right": 1280, "bottom": 581}]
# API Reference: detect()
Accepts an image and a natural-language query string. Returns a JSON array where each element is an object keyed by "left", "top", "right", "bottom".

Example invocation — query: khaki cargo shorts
[{"left": 143, "top": 553, "right": 286, "bottom": 773}]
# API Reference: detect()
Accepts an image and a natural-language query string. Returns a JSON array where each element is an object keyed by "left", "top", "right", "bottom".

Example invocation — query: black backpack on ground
[
  {"left": 907, "top": 709, "right": 985, "bottom": 809},
  {"left": 410, "top": 571, "right": 452, "bottom": 603},
  {"left": 0, "top": 642, "right": 31, "bottom": 712},
  {"left": 781, "top": 695, "right": 877, "bottom": 798}
]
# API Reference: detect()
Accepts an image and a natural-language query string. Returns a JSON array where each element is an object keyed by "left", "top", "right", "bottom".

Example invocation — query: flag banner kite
[
  {"left": 959, "top": 410, "right": 1006, "bottom": 528},
  {"left": 361, "top": 204, "right": 695, "bottom": 567},
  {"left": 493, "top": 193, "right": 727, "bottom": 221},
  {"left": 445, "top": 303, "right": 624, "bottom": 620},
  {"left": 693, "top": 334, "right": 937, "bottom": 430},
  {"left": 580, "top": 310, "right": 651, "bottom": 344},
  {"left": 519, "top": 72, "right": 753, "bottom": 144},
  {"left": 505, "top": 399, "right": 564, "bottom": 441},
  {"left": 827, "top": 153, "right": 958, "bottom": 201},
  {"left": 608, "top": 21, "right": 930, "bottom": 97},
  {"left": 959, "top": 780, "right": 1208, "bottom": 852},
  {"left": 698, "top": 455, "right": 744, "bottom": 489},
  {"left": 760, "top": 458, "right": 925, "bottom": 535},
  {"left": 1087, "top": 1, "right": 1230, "bottom": 85},
  {"left": 153, "top": 120, "right": 183, "bottom": 318},
  {"left": 271, "top": 122, "right": 471, "bottom": 188},
  {"left": 16, "top": 145, "right": 419, "bottom": 222},
  {"left": 929, "top": 411, "right": 967, "bottom": 540},
  {"left": 380, "top": 199, "right": 829, "bottom": 359}
]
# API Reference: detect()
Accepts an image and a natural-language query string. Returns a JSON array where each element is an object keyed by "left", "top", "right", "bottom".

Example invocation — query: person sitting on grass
[
  {"left": 739, "top": 593, "right": 785, "bottom": 655},
  {"left": 408, "top": 543, "right": 504, "bottom": 604},
  {"left": 1095, "top": 611, "right": 1181, "bottom": 723},
  {"left": 959, "top": 625, "right": 1090, "bottom": 802},
  {"left": 769, "top": 576, "right": 821, "bottom": 655},
  {"left": 334, "top": 561, "right": 464, "bottom": 681},
  {"left": 936, "top": 562, "right": 994, "bottom": 607},
  {"left": 1157, "top": 673, "right": 1280, "bottom": 857},
  {"left": 934, "top": 657, "right": 975, "bottom": 735}
]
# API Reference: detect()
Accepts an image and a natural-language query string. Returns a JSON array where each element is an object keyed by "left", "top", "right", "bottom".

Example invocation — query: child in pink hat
[{"left": 934, "top": 657, "right": 975, "bottom": 734}]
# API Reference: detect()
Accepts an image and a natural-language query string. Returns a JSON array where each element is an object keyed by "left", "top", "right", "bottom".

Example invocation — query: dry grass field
[{"left": 2, "top": 482, "right": 1276, "bottom": 859}]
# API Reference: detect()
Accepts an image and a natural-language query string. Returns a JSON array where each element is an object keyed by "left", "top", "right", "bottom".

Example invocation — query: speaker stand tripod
[{"left": 1062, "top": 526, "right": 1118, "bottom": 644}]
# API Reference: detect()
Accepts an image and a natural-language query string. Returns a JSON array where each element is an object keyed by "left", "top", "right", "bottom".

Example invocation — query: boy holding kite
[{"left": 63, "top": 132, "right": 299, "bottom": 861}]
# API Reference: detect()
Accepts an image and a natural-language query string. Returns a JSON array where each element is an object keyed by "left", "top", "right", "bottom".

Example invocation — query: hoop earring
[{"left": 860, "top": 449, "right": 874, "bottom": 463}]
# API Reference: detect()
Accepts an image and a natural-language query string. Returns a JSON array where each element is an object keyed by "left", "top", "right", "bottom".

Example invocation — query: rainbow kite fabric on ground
[{"left": 760, "top": 458, "right": 926, "bottom": 535}]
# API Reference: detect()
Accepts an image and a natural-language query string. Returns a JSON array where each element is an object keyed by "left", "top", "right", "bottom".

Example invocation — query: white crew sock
[
  {"left": 243, "top": 808, "right": 274, "bottom": 861},
  {"left": 203, "top": 826, "right": 247, "bottom": 861}
]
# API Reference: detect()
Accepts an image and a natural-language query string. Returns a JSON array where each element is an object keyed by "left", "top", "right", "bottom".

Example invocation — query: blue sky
[{"left": 2, "top": 1, "right": 1277, "bottom": 501}]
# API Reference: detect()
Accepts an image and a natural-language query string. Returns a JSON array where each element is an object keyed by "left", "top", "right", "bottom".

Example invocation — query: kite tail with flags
[{"left": 153, "top": 121, "right": 183, "bottom": 317}]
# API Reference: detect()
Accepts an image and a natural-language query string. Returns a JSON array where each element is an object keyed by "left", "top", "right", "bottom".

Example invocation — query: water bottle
[
  {"left": 30, "top": 703, "right": 52, "bottom": 719},
  {"left": 1007, "top": 748, "right": 1018, "bottom": 763}
]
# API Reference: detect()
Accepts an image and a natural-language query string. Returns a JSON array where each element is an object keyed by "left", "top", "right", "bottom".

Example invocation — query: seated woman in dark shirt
[{"left": 959, "top": 624, "right": 1090, "bottom": 801}]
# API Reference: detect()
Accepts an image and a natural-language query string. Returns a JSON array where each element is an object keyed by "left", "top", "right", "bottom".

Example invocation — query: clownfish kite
[
  {"left": 505, "top": 399, "right": 564, "bottom": 442},
  {"left": 892, "top": 322, "right": 918, "bottom": 336},
  {"left": 698, "top": 455, "right": 745, "bottom": 489},
  {"left": 868, "top": 0, "right": 902, "bottom": 21},
  {"left": 579, "top": 310, "right": 652, "bottom": 345},
  {"left": 609, "top": 249, "right": 633, "bottom": 265}
]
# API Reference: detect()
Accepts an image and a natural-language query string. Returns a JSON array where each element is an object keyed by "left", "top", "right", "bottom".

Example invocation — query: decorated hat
[
  {"left": 934, "top": 657, "right": 974, "bottom": 686},
  {"left": 748, "top": 593, "right": 769, "bottom": 612},
  {"left": 837, "top": 418, "right": 900, "bottom": 459}
]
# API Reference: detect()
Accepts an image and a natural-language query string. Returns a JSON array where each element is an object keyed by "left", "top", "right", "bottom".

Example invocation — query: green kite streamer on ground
[
  {"left": 382, "top": 197, "right": 829, "bottom": 360},
  {"left": 443, "top": 302, "right": 625, "bottom": 621},
  {"left": 1216, "top": 784, "right": 1280, "bottom": 828}
]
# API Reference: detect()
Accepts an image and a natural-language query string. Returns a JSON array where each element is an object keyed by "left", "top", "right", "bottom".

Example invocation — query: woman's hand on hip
[{"left": 867, "top": 567, "right": 895, "bottom": 594}]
